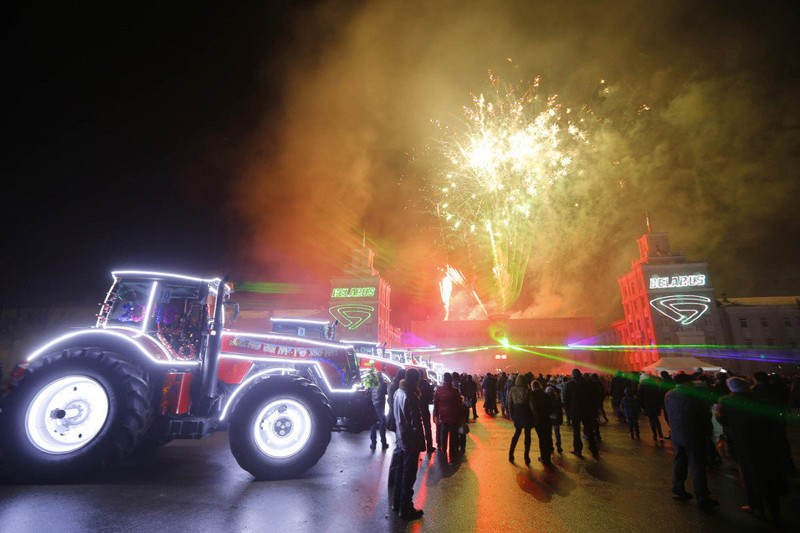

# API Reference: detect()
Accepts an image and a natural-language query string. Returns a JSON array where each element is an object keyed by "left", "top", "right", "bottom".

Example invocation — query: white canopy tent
[{"left": 641, "top": 356, "right": 722, "bottom": 374}]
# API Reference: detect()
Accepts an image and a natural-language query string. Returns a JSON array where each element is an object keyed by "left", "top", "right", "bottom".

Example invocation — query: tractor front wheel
[{"left": 228, "top": 377, "right": 333, "bottom": 480}]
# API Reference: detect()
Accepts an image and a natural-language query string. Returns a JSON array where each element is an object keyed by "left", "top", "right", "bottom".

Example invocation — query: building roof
[{"left": 717, "top": 296, "right": 800, "bottom": 307}]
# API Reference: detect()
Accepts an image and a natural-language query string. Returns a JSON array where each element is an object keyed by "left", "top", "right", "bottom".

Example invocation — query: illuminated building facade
[
  {"left": 615, "top": 232, "right": 724, "bottom": 369},
  {"left": 328, "top": 247, "right": 397, "bottom": 346},
  {"left": 598, "top": 231, "right": 800, "bottom": 373}
]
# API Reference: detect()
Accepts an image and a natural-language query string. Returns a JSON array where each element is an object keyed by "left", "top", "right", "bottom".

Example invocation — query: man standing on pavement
[
  {"left": 717, "top": 377, "right": 788, "bottom": 523},
  {"left": 563, "top": 369, "right": 599, "bottom": 459},
  {"left": 610, "top": 371, "right": 629, "bottom": 423},
  {"left": 461, "top": 374, "right": 478, "bottom": 421},
  {"left": 664, "top": 373, "right": 718, "bottom": 510},
  {"left": 418, "top": 374, "right": 435, "bottom": 453},
  {"left": 363, "top": 362, "right": 389, "bottom": 450},
  {"left": 433, "top": 372, "right": 464, "bottom": 462},
  {"left": 386, "top": 369, "right": 406, "bottom": 490},
  {"left": 498, "top": 372, "right": 509, "bottom": 418},
  {"left": 530, "top": 381, "right": 555, "bottom": 465},
  {"left": 392, "top": 367, "right": 425, "bottom": 520}
]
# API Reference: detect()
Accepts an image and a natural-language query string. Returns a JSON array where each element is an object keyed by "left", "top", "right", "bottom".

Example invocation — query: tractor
[{"left": 0, "top": 270, "right": 375, "bottom": 480}]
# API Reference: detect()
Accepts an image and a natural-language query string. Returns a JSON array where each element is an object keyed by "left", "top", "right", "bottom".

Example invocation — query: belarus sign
[
  {"left": 649, "top": 274, "right": 706, "bottom": 290},
  {"left": 328, "top": 304, "right": 375, "bottom": 330},
  {"left": 331, "top": 287, "right": 376, "bottom": 298}
]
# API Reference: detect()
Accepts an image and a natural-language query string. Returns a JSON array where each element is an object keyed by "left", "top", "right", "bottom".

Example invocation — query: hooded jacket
[
  {"left": 529, "top": 387, "right": 555, "bottom": 424},
  {"left": 509, "top": 375, "right": 534, "bottom": 427},
  {"left": 563, "top": 374, "right": 595, "bottom": 418},
  {"left": 393, "top": 379, "right": 426, "bottom": 452},
  {"left": 664, "top": 382, "right": 708, "bottom": 448},
  {"left": 637, "top": 378, "right": 662, "bottom": 417},
  {"left": 433, "top": 381, "right": 463, "bottom": 424}
]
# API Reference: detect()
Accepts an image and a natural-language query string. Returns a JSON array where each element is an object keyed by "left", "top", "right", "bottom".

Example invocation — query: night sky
[
  {"left": 3, "top": 1, "right": 799, "bottom": 325},
  {"left": 3, "top": 3, "right": 291, "bottom": 305}
]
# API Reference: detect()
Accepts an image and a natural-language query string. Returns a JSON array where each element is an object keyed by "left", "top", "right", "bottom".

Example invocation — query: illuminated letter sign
[
  {"left": 649, "top": 274, "right": 706, "bottom": 290},
  {"left": 331, "top": 287, "right": 376, "bottom": 298},
  {"left": 329, "top": 304, "right": 375, "bottom": 330},
  {"left": 649, "top": 295, "right": 711, "bottom": 325}
]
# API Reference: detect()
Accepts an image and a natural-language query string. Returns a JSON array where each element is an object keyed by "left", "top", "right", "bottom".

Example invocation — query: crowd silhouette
[{"left": 363, "top": 363, "right": 799, "bottom": 525}]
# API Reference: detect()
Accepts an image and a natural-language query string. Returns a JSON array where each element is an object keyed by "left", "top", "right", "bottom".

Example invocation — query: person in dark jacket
[
  {"left": 621, "top": 387, "right": 641, "bottom": 439},
  {"left": 498, "top": 372, "right": 509, "bottom": 418},
  {"left": 483, "top": 373, "right": 498, "bottom": 416},
  {"left": 563, "top": 369, "right": 598, "bottom": 458},
  {"left": 753, "top": 372, "right": 795, "bottom": 475},
  {"left": 364, "top": 365, "right": 389, "bottom": 450},
  {"left": 546, "top": 384, "right": 564, "bottom": 454},
  {"left": 610, "top": 371, "right": 629, "bottom": 423},
  {"left": 508, "top": 374, "right": 534, "bottom": 464},
  {"left": 461, "top": 374, "right": 478, "bottom": 421},
  {"left": 433, "top": 372, "right": 464, "bottom": 461},
  {"left": 711, "top": 372, "right": 730, "bottom": 403},
  {"left": 418, "top": 375, "right": 435, "bottom": 453},
  {"left": 589, "top": 373, "right": 605, "bottom": 440},
  {"left": 664, "top": 373, "right": 718, "bottom": 510},
  {"left": 505, "top": 374, "right": 515, "bottom": 415},
  {"left": 717, "top": 377, "right": 788, "bottom": 523},
  {"left": 386, "top": 369, "right": 406, "bottom": 490},
  {"left": 638, "top": 373, "right": 665, "bottom": 442},
  {"left": 530, "top": 381, "right": 555, "bottom": 465},
  {"left": 452, "top": 372, "right": 462, "bottom": 394},
  {"left": 391, "top": 368, "right": 425, "bottom": 520}
]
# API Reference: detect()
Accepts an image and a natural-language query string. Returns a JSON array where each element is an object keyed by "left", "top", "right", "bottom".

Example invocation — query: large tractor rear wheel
[
  {"left": 228, "top": 377, "right": 333, "bottom": 480},
  {"left": 0, "top": 348, "right": 153, "bottom": 480}
]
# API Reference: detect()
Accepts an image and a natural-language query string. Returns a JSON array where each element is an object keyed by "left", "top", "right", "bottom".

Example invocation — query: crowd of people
[{"left": 361, "top": 363, "right": 798, "bottom": 525}]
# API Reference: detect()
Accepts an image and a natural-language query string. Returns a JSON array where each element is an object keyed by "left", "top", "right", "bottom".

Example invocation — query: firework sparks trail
[
  {"left": 439, "top": 264, "right": 489, "bottom": 320},
  {"left": 430, "top": 73, "right": 588, "bottom": 311},
  {"left": 439, "top": 274, "right": 453, "bottom": 321},
  {"left": 439, "top": 264, "right": 467, "bottom": 321}
]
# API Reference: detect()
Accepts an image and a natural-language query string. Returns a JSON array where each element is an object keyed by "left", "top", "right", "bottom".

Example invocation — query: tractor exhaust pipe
[{"left": 201, "top": 275, "right": 229, "bottom": 402}]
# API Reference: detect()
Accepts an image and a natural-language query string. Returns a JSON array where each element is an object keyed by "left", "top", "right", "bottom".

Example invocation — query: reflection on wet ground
[{"left": 1, "top": 409, "right": 799, "bottom": 532}]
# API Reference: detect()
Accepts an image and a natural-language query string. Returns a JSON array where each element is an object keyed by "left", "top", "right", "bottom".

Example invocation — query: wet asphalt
[{"left": 1, "top": 409, "right": 799, "bottom": 532}]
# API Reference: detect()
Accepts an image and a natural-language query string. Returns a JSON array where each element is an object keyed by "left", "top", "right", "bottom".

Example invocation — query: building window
[
  {"left": 790, "top": 341, "right": 798, "bottom": 349},
  {"left": 740, "top": 318, "right": 748, "bottom": 328},
  {"left": 744, "top": 339, "right": 753, "bottom": 347},
  {"left": 761, "top": 318, "right": 769, "bottom": 328},
  {"left": 766, "top": 338, "right": 774, "bottom": 346},
  {"left": 784, "top": 318, "right": 792, "bottom": 327}
]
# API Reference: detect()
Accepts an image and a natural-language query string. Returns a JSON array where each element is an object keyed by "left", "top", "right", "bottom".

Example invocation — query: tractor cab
[{"left": 96, "top": 271, "right": 233, "bottom": 361}]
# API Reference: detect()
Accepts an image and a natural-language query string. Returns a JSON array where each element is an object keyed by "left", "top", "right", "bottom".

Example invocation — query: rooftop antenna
[
  {"left": 362, "top": 228, "right": 366, "bottom": 247},
  {"left": 645, "top": 211, "right": 652, "bottom": 233}
]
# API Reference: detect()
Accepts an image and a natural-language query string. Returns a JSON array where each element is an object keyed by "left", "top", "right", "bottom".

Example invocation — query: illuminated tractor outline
[
  {"left": 0, "top": 271, "right": 373, "bottom": 481},
  {"left": 344, "top": 339, "right": 445, "bottom": 384}
]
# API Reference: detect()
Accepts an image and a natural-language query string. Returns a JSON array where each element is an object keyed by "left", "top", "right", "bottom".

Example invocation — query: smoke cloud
[{"left": 232, "top": 0, "right": 800, "bottom": 324}]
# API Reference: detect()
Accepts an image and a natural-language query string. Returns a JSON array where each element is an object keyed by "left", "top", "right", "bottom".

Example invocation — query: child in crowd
[
  {"left": 545, "top": 384, "right": 564, "bottom": 454},
  {"left": 621, "top": 387, "right": 641, "bottom": 440}
]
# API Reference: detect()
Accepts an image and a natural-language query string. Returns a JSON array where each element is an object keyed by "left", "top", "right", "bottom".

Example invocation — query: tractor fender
[
  {"left": 22, "top": 328, "right": 199, "bottom": 376},
  {"left": 218, "top": 371, "right": 311, "bottom": 422}
]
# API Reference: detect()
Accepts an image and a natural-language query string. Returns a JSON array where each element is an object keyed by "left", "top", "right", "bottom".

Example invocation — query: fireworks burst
[
  {"left": 439, "top": 264, "right": 484, "bottom": 320},
  {"left": 431, "top": 73, "right": 589, "bottom": 312}
]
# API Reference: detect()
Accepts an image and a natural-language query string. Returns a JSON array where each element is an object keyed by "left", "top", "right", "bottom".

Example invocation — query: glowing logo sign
[
  {"left": 649, "top": 295, "right": 711, "bottom": 325},
  {"left": 331, "top": 287, "right": 376, "bottom": 298},
  {"left": 649, "top": 274, "right": 706, "bottom": 290},
  {"left": 328, "top": 304, "right": 375, "bottom": 330}
]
